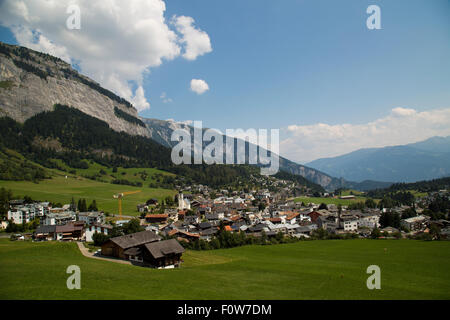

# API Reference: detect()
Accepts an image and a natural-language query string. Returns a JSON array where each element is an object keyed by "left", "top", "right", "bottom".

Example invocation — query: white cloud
[
  {"left": 190, "top": 78, "right": 209, "bottom": 95},
  {"left": 0, "top": 0, "right": 211, "bottom": 112},
  {"left": 172, "top": 15, "right": 212, "bottom": 61},
  {"left": 160, "top": 92, "right": 172, "bottom": 103},
  {"left": 281, "top": 107, "right": 450, "bottom": 163}
]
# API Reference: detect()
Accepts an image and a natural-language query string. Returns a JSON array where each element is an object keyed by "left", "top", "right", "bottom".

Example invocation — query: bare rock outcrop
[{"left": 0, "top": 42, "right": 149, "bottom": 137}]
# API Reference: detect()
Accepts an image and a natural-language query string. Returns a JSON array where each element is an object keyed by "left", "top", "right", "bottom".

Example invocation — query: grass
[
  {"left": 0, "top": 80, "right": 14, "bottom": 89},
  {"left": 48, "top": 158, "right": 174, "bottom": 185},
  {"left": 0, "top": 151, "right": 177, "bottom": 216},
  {"left": 0, "top": 239, "right": 449, "bottom": 299},
  {"left": 0, "top": 175, "right": 176, "bottom": 216},
  {"left": 340, "top": 189, "right": 365, "bottom": 196}
]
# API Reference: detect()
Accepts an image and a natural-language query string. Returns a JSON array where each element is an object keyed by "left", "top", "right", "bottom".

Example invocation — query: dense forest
[
  {"left": 367, "top": 177, "right": 450, "bottom": 198},
  {"left": 0, "top": 105, "right": 323, "bottom": 190},
  {"left": 273, "top": 170, "right": 324, "bottom": 193},
  {"left": 114, "top": 107, "right": 145, "bottom": 127}
]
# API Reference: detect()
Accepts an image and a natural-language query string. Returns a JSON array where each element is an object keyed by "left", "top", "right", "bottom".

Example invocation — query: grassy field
[
  {"left": 0, "top": 175, "right": 176, "bottom": 216},
  {"left": 1, "top": 239, "right": 449, "bottom": 299},
  {"left": 48, "top": 158, "right": 174, "bottom": 185},
  {"left": 294, "top": 196, "right": 368, "bottom": 206},
  {"left": 339, "top": 189, "right": 365, "bottom": 196}
]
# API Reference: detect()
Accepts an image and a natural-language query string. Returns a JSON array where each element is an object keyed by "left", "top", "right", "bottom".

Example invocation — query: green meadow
[
  {"left": 0, "top": 239, "right": 449, "bottom": 299},
  {"left": 0, "top": 175, "right": 176, "bottom": 216},
  {"left": 47, "top": 158, "right": 175, "bottom": 185}
]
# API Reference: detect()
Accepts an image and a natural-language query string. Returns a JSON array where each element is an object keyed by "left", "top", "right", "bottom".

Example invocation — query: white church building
[{"left": 178, "top": 193, "right": 191, "bottom": 210}]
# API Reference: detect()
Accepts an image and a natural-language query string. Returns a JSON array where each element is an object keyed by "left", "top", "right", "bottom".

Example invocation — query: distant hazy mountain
[{"left": 306, "top": 136, "right": 450, "bottom": 183}]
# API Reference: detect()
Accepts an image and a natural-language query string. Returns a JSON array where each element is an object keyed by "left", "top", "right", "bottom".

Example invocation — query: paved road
[{"left": 76, "top": 242, "right": 133, "bottom": 265}]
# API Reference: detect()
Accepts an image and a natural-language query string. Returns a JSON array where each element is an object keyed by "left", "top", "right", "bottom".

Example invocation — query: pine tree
[
  {"left": 70, "top": 197, "right": 76, "bottom": 211},
  {"left": 88, "top": 199, "right": 98, "bottom": 211},
  {"left": 78, "top": 198, "right": 87, "bottom": 212}
]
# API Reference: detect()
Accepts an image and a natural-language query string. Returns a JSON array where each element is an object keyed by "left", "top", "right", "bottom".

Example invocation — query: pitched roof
[
  {"left": 200, "top": 227, "right": 218, "bottom": 236},
  {"left": 109, "top": 230, "right": 161, "bottom": 249},
  {"left": 123, "top": 247, "right": 142, "bottom": 256},
  {"left": 144, "top": 239, "right": 185, "bottom": 259},
  {"left": 35, "top": 225, "right": 56, "bottom": 234},
  {"left": 286, "top": 212, "right": 300, "bottom": 220},
  {"left": 145, "top": 214, "right": 169, "bottom": 219},
  {"left": 55, "top": 224, "right": 83, "bottom": 233},
  {"left": 199, "top": 221, "right": 212, "bottom": 229}
]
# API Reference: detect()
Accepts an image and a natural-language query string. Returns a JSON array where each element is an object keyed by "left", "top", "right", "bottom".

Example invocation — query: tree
[
  {"left": 370, "top": 227, "right": 381, "bottom": 239},
  {"left": 260, "top": 230, "right": 267, "bottom": 245},
  {"left": 88, "top": 199, "right": 98, "bottom": 211},
  {"left": 348, "top": 202, "right": 365, "bottom": 210},
  {"left": 0, "top": 187, "right": 13, "bottom": 217},
  {"left": 70, "top": 197, "right": 76, "bottom": 211},
  {"left": 401, "top": 207, "right": 416, "bottom": 219},
  {"left": 429, "top": 224, "right": 441, "bottom": 240},
  {"left": 379, "top": 212, "right": 401, "bottom": 228},
  {"left": 6, "top": 220, "right": 20, "bottom": 233},
  {"left": 379, "top": 196, "right": 395, "bottom": 209},
  {"left": 164, "top": 196, "right": 174, "bottom": 207},
  {"left": 311, "top": 228, "right": 328, "bottom": 240},
  {"left": 23, "top": 195, "right": 33, "bottom": 204},
  {"left": 78, "top": 198, "right": 87, "bottom": 212},
  {"left": 122, "top": 218, "right": 144, "bottom": 235},
  {"left": 92, "top": 232, "right": 110, "bottom": 246},
  {"left": 393, "top": 231, "right": 402, "bottom": 239},
  {"left": 365, "top": 198, "right": 377, "bottom": 209},
  {"left": 109, "top": 225, "right": 123, "bottom": 237}
]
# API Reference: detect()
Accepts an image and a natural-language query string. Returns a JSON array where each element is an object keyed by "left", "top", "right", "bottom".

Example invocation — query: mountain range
[
  {"left": 1, "top": 41, "right": 446, "bottom": 191},
  {"left": 306, "top": 136, "right": 450, "bottom": 183},
  {"left": 0, "top": 41, "right": 345, "bottom": 190},
  {"left": 143, "top": 118, "right": 348, "bottom": 190}
]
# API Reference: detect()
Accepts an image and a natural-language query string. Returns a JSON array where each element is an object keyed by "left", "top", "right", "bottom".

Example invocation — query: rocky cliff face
[{"left": 0, "top": 42, "right": 149, "bottom": 137}]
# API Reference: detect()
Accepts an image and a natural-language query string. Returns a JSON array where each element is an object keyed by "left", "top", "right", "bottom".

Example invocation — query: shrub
[{"left": 92, "top": 232, "right": 110, "bottom": 246}]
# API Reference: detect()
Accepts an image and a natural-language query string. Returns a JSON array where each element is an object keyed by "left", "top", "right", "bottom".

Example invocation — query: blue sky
[
  {"left": 0, "top": 0, "right": 449, "bottom": 162},
  {"left": 147, "top": 0, "right": 450, "bottom": 130}
]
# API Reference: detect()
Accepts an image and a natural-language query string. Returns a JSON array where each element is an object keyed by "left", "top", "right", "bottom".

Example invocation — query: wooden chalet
[
  {"left": 101, "top": 230, "right": 185, "bottom": 268},
  {"left": 144, "top": 239, "right": 185, "bottom": 268},
  {"left": 167, "top": 229, "right": 200, "bottom": 243},
  {"left": 145, "top": 214, "right": 169, "bottom": 224}
]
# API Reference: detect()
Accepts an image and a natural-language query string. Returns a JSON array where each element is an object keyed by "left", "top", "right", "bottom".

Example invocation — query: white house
[
  {"left": 85, "top": 223, "right": 112, "bottom": 242},
  {"left": 78, "top": 211, "right": 105, "bottom": 225},
  {"left": 343, "top": 219, "right": 358, "bottom": 232},
  {"left": 7, "top": 207, "right": 35, "bottom": 224},
  {"left": 42, "top": 211, "right": 76, "bottom": 226},
  {"left": 401, "top": 215, "right": 430, "bottom": 231},
  {"left": 358, "top": 214, "right": 381, "bottom": 229}
]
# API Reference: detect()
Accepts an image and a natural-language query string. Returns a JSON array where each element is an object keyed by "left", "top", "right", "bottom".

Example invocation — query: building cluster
[
  {"left": 140, "top": 191, "right": 450, "bottom": 242},
  {"left": 3, "top": 188, "right": 448, "bottom": 268},
  {"left": 5, "top": 199, "right": 111, "bottom": 242}
]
